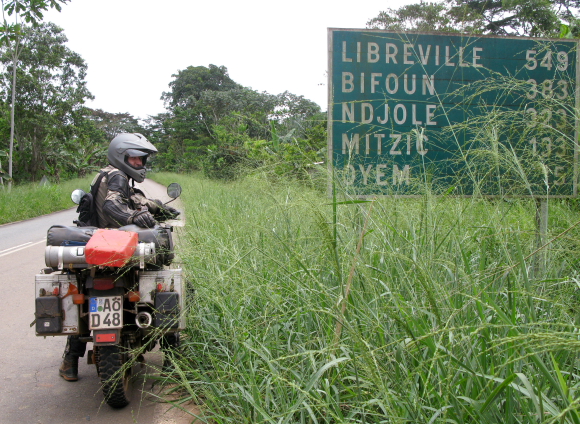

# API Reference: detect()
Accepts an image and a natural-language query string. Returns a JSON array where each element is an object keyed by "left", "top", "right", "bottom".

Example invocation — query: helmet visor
[
  {"left": 126, "top": 149, "right": 150, "bottom": 157},
  {"left": 125, "top": 151, "right": 150, "bottom": 169}
]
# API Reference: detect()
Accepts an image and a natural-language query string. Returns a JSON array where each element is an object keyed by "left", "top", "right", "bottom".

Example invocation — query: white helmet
[{"left": 107, "top": 133, "right": 158, "bottom": 182}]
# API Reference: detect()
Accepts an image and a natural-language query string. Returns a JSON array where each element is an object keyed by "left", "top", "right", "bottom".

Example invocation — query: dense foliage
[
  {"left": 0, "top": 174, "right": 91, "bottom": 224},
  {"left": 1, "top": 22, "right": 95, "bottom": 180},
  {"left": 0, "top": 21, "right": 326, "bottom": 186},
  {"left": 151, "top": 171, "right": 580, "bottom": 423},
  {"left": 368, "top": 0, "right": 580, "bottom": 37},
  {"left": 0, "top": 0, "right": 70, "bottom": 184},
  {"left": 0, "top": 22, "right": 108, "bottom": 182},
  {"left": 151, "top": 64, "right": 326, "bottom": 180},
  {"left": 0, "top": 56, "right": 326, "bottom": 185},
  {"left": 3, "top": 2, "right": 580, "bottom": 187}
]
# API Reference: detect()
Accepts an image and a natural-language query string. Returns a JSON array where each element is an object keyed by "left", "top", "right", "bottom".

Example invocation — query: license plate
[{"left": 89, "top": 296, "right": 123, "bottom": 329}]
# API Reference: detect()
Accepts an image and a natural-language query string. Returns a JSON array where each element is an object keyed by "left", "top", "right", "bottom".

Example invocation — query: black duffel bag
[{"left": 46, "top": 225, "right": 98, "bottom": 246}]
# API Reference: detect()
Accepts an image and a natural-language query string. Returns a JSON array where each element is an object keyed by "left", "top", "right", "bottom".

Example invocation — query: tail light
[
  {"left": 93, "top": 278, "right": 115, "bottom": 290},
  {"left": 72, "top": 293, "right": 85, "bottom": 304},
  {"left": 127, "top": 291, "right": 140, "bottom": 302}
]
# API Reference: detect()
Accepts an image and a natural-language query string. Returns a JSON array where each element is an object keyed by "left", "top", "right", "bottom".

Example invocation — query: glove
[
  {"left": 131, "top": 210, "right": 157, "bottom": 228},
  {"left": 163, "top": 205, "right": 180, "bottom": 219},
  {"left": 153, "top": 199, "right": 180, "bottom": 220}
]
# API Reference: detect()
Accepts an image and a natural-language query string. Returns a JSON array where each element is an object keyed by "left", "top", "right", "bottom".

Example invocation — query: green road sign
[{"left": 328, "top": 29, "right": 579, "bottom": 197}]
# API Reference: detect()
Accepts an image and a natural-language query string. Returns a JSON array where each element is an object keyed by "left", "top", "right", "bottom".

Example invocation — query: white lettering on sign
[
  {"left": 404, "top": 74, "right": 416, "bottom": 95},
  {"left": 361, "top": 103, "right": 373, "bottom": 123},
  {"left": 404, "top": 44, "right": 414, "bottom": 64},
  {"left": 371, "top": 73, "right": 381, "bottom": 93},
  {"left": 368, "top": 42, "right": 379, "bottom": 63},
  {"left": 334, "top": 31, "right": 576, "bottom": 196},
  {"left": 473, "top": 47, "right": 483, "bottom": 67},
  {"left": 445, "top": 46, "right": 455, "bottom": 66},
  {"left": 393, "top": 165, "right": 411, "bottom": 185},
  {"left": 394, "top": 104, "right": 407, "bottom": 124},
  {"left": 390, "top": 134, "right": 402, "bottom": 155},
  {"left": 340, "top": 41, "right": 484, "bottom": 67},
  {"left": 344, "top": 164, "right": 412, "bottom": 186},
  {"left": 376, "top": 164, "right": 388, "bottom": 185},
  {"left": 376, "top": 134, "right": 385, "bottom": 155},
  {"left": 341, "top": 73, "right": 436, "bottom": 96},
  {"left": 386, "top": 73, "right": 398, "bottom": 94},
  {"left": 525, "top": 79, "right": 570, "bottom": 100},
  {"left": 426, "top": 105, "right": 437, "bottom": 126},
  {"left": 342, "top": 72, "right": 354, "bottom": 93},
  {"left": 386, "top": 43, "right": 397, "bottom": 63},
  {"left": 525, "top": 50, "right": 570, "bottom": 71},
  {"left": 342, "top": 133, "right": 360, "bottom": 154},
  {"left": 359, "top": 164, "right": 373, "bottom": 184},
  {"left": 418, "top": 45, "right": 430, "bottom": 64},
  {"left": 412, "top": 105, "right": 422, "bottom": 125},
  {"left": 341, "top": 103, "right": 438, "bottom": 126},
  {"left": 341, "top": 132, "right": 429, "bottom": 157},
  {"left": 342, "top": 41, "right": 352, "bottom": 62},
  {"left": 342, "top": 102, "right": 354, "bottom": 122}
]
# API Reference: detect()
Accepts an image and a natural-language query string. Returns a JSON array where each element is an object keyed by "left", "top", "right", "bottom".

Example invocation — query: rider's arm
[
  {"left": 102, "top": 173, "right": 134, "bottom": 227},
  {"left": 102, "top": 172, "right": 158, "bottom": 228},
  {"left": 132, "top": 192, "right": 179, "bottom": 221},
  {"left": 132, "top": 192, "right": 161, "bottom": 214}
]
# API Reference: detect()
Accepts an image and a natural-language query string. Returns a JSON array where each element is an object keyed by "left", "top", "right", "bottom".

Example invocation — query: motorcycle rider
[{"left": 59, "top": 133, "right": 179, "bottom": 381}]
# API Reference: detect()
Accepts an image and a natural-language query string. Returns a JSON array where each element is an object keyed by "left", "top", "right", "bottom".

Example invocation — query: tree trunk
[{"left": 8, "top": 40, "right": 18, "bottom": 191}]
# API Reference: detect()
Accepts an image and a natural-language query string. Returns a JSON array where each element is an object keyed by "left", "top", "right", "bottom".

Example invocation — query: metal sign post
[{"left": 535, "top": 199, "right": 549, "bottom": 276}]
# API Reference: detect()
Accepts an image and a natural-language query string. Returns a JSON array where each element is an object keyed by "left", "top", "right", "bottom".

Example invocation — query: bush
[
  {"left": 0, "top": 176, "right": 93, "bottom": 225},
  {"left": 157, "top": 171, "right": 580, "bottom": 423}
]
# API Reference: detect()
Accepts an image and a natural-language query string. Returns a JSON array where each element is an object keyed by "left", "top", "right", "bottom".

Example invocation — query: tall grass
[
  {"left": 151, "top": 48, "right": 580, "bottom": 421},
  {"left": 151, "top": 170, "right": 580, "bottom": 423},
  {"left": 0, "top": 176, "right": 93, "bottom": 225}
]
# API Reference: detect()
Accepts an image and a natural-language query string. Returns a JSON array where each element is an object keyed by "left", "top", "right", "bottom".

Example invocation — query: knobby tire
[{"left": 98, "top": 345, "right": 130, "bottom": 408}]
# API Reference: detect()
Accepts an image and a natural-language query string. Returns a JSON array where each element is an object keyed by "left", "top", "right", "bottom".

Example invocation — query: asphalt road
[{"left": 0, "top": 179, "right": 195, "bottom": 424}]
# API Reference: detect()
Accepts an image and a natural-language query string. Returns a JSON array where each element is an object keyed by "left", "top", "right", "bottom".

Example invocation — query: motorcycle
[{"left": 33, "top": 183, "right": 186, "bottom": 408}]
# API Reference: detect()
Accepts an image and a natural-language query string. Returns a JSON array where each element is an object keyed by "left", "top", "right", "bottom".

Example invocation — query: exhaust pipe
[{"left": 135, "top": 312, "right": 153, "bottom": 329}]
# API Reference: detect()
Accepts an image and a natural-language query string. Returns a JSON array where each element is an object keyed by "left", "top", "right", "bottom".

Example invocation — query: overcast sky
[{"left": 43, "top": 0, "right": 407, "bottom": 120}]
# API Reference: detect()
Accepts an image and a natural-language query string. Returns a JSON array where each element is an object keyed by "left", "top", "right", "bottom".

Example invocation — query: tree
[
  {"left": 367, "top": 0, "right": 580, "bottom": 37},
  {"left": 197, "top": 87, "right": 278, "bottom": 138},
  {"left": 0, "top": 148, "right": 7, "bottom": 185},
  {"left": 450, "top": 0, "right": 567, "bottom": 36},
  {"left": 162, "top": 64, "right": 241, "bottom": 110},
  {"left": 154, "top": 63, "right": 323, "bottom": 179},
  {"left": 158, "top": 65, "right": 270, "bottom": 172},
  {"left": 367, "top": 2, "right": 461, "bottom": 33},
  {"left": 88, "top": 108, "right": 146, "bottom": 141},
  {"left": 195, "top": 89, "right": 322, "bottom": 180},
  {"left": 0, "top": 22, "right": 94, "bottom": 180},
  {"left": 0, "top": 0, "right": 69, "bottom": 187}
]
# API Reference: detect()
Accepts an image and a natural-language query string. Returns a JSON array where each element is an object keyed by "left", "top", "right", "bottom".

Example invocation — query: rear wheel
[{"left": 98, "top": 345, "right": 131, "bottom": 408}]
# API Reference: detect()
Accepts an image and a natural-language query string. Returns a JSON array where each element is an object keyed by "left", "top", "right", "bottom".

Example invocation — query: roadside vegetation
[
  {"left": 2, "top": 1, "right": 580, "bottom": 422},
  {"left": 149, "top": 170, "right": 580, "bottom": 423},
  {"left": 0, "top": 176, "right": 92, "bottom": 225}
]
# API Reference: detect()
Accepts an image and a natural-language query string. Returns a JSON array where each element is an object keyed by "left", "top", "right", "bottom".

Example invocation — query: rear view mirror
[
  {"left": 167, "top": 183, "right": 182, "bottom": 199},
  {"left": 71, "top": 189, "right": 86, "bottom": 205}
]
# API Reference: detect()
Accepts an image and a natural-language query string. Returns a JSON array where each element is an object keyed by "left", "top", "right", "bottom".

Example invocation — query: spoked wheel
[{"left": 97, "top": 345, "right": 131, "bottom": 408}]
